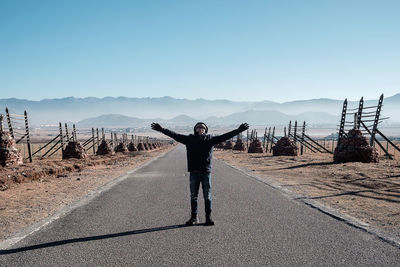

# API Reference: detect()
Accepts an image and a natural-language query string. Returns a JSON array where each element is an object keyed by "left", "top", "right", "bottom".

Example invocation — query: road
[{"left": 1, "top": 145, "right": 399, "bottom": 266}]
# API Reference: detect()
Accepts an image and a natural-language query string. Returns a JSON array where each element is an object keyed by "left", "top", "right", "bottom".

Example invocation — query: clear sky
[{"left": 1, "top": 0, "right": 399, "bottom": 102}]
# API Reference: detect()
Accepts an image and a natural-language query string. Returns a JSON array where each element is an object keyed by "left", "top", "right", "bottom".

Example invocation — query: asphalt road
[{"left": 1, "top": 145, "right": 399, "bottom": 266}]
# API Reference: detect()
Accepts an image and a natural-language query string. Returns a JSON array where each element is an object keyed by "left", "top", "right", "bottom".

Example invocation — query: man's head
[{"left": 194, "top": 122, "right": 208, "bottom": 135}]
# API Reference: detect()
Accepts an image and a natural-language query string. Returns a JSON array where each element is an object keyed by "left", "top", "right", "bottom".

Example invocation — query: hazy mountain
[
  {"left": 0, "top": 96, "right": 248, "bottom": 126},
  {"left": 206, "top": 110, "right": 292, "bottom": 126},
  {"left": 0, "top": 93, "right": 398, "bottom": 126},
  {"left": 77, "top": 114, "right": 201, "bottom": 128},
  {"left": 77, "top": 114, "right": 151, "bottom": 128},
  {"left": 76, "top": 110, "right": 338, "bottom": 128},
  {"left": 169, "top": 115, "right": 198, "bottom": 124},
  {"left": 207, "top": 110, "right": 338, "bottom": 126}
]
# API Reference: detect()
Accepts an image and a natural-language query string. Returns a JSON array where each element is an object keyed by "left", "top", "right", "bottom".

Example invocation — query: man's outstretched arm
[
  {"left": 210, "top": 123, "right": 249, "bottom": 145},
  {"left": 151, "top": 123, "right": 189, "bottom": 144}
]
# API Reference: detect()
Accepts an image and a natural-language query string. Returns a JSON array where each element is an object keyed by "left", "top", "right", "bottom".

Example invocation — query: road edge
[
  {"left": 217, "top": 158, "right": 400, "bottom": 249},
  {"left": 0, "top": 147, "right": 176, "bottom": 250}
]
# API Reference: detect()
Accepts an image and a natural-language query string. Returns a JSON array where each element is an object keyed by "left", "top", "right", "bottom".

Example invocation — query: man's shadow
[{"left": 1, "top": 224, "right": 201, "bottom": 255}]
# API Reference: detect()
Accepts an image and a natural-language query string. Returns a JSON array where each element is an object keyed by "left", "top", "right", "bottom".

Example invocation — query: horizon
[
  {"left": 1, "top": 92, "right": 397, "bottom": 104},
  {"left": 1, "top": 1, "right": 399, "bottom": 102},
  {"left": 2, "top": 92, "right": 400, "bottom": 126}
]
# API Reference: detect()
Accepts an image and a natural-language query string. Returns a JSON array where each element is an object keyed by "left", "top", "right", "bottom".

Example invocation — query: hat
[{"left": 194, "top": 122, "right": 208, "bottom": 133}]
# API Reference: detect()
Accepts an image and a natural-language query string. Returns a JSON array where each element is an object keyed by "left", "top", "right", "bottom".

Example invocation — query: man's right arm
[
  {"left": 210, "top": 123, "right": 249, "bottom": 145},
  {"left": 151, "top": 123, "right": 188, "bottom": 144}
]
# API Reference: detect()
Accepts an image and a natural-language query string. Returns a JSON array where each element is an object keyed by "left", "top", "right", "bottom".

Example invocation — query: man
[{"left": 151, "top": 122, "right": 249, "bottom": 226}]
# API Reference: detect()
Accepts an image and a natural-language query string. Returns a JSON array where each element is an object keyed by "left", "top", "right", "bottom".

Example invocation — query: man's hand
[
  {"left": 238, "top": 123, "right": 249, "bottom": 132},
  {"left": 151, "top": 122, "right": 163, "bottom": 132}
]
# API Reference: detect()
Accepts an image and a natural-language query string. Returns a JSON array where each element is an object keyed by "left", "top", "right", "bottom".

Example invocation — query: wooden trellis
[
  {"left": 287, "top": 120, "right": 332, "bottom": 154},
  {"left": 337, "top": 94, "right": 399, "bottom": 159},
  {"left": 1, "top": 108, "right": 168, "bottom": 162},
  {"left": 3, "top": 108, "right": 33, "bottom": 162}
]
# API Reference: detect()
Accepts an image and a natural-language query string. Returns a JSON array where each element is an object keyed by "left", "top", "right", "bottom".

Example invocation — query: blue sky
[{"left": 1, "top": 0, "right": 399, "bottom": 102}]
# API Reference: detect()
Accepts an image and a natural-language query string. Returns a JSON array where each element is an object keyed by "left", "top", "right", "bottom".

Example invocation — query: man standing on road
[{"left": 151, "top": 122, "right": 249, "bottom": 226}]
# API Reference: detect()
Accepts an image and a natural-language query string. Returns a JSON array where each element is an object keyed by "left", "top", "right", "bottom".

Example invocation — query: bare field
[
  {"left": 214, "top": 149, "right": 400, "bottom": 240},
  {"left": 0, "top": 145, "right": 175, "bottom": 241}
]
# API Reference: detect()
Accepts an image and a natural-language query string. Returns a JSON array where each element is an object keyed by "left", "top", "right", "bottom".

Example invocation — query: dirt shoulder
[
  {"left": 0, "top": 145, "right": 175, "bottom": 241},
  {"left": 214, "top": 150, "right": 400, "bottom": 241}
]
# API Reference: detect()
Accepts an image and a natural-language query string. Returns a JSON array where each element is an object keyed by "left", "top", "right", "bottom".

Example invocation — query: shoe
[
  {"left": 205, "top": 215, "right": 215, "bottom": 226},
  {"left": 185, "top": 215, "right": 199, "bottom": 226}
]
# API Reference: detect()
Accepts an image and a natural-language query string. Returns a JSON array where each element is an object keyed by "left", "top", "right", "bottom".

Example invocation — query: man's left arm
[{"left": 210, "top": 123, "right": 249, "bottom": 145}]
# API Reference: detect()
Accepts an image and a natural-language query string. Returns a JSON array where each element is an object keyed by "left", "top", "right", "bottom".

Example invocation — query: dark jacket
[{"left": 160, "top": 127, "right": 240, "bottom": 173}]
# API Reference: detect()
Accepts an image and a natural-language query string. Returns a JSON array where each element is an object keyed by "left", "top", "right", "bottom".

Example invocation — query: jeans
[{"left": 189, "top": 172, "right": 212, "bottom": 216}]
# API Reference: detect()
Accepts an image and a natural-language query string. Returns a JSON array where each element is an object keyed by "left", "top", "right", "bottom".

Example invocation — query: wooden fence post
[
  {"left": 102, "top": 128, "right": 105, "bottom": 141},
  {"left": 59, "top": 122, "right": 64, "bottom": 156},
  {"left": 65, "top": 123, "right": 70, "bottom": 142},
  {"left": 24, "top": 111, "right": 32, "bottom": 162},
  {"left": 386, "top": 141, "right": 389, "bottom": 159},
  {"left": 370, "top": 94, "right": 383, "bottom": 146},
  {"left": 288, "top": 121, "right": 291, "bottom": 138},
  {"left": 353, "top": 113, "right": 357, "bottom": 129},
  {"left": 111, "top": 132, "right": 114, "bottom": 148},
  {"left": 5, "top": 108, "right": 14, "bottom": 138},
  {"left": 266, "top": 127, "right": 271, "bottom": 153},
  {"left": 270, "top": 127, "right": 275, "bottom": 153},
  {"left": 73, "top": 124, "right": 77, "bottom": 142},
  {"left": 337, "top": 98, "right": 347, "bottom": 147},
  {"left": 263, "top": 127, "right": 267, "bottom": 148},
  {"left": 294, "top": 121, "right": 298, "bottom": 146},
  {"left": 96, "top": 128, "right": 99, "bottom": 147},
  {"left": 92, "top": 128, "right": 96, "bottom": 154},
  {"left": 356, "top": 97, "right": 364, "bottom": 130},
  {"left": 0, "top": 114, "right": 3, "bottom": 132},
  {"left": 300, "top": 121, "right": 306, "bottom": 155}
]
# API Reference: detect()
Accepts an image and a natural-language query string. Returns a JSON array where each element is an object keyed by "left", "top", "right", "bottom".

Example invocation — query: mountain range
[
  {"left": 76, "top": 111, "right": 339, "bottom": 128},
  {"left": 0, "top": 94, "right": 398, "bottom": 127}
]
